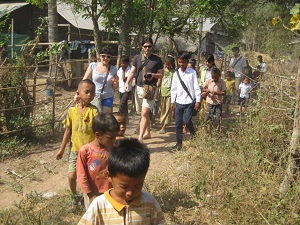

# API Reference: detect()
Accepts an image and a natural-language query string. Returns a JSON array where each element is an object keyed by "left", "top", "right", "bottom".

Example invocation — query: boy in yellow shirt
[
  {"left": 224, "top": 71, "right": 235, "bottom": 116},
  {"left": 55, "top": 79, "right": 98, "bottom": 206}
]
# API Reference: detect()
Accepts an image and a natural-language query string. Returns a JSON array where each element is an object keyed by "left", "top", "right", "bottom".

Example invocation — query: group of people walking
[{"left": 55, "top": 38, "right": 267, "bottom": 224}]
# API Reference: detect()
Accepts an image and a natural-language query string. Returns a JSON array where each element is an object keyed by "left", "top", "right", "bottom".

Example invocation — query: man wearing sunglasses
[{"left": 125, "top": 38, "right": 164, "bottom": 141}]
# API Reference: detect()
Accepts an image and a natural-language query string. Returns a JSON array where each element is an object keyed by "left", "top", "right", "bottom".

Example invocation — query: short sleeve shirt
[
  {"left": 132, "top": 54, "right": 163, "bottom": 87},
  {"left": 203, "top": 78, "right": 226, "bottom": 105},
  {"left": 63, "top": 104, "right": 98, "bottom": 152},
  {"left": 230, "top": 56, "right": 248, "bottom": 78},
  {"left": 161, "top": 69, "right": 174, "bottom": 97}
]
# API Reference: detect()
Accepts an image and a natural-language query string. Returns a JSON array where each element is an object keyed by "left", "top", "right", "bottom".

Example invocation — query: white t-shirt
[
  {"left": 239, "top": 83, "right": 252, "bottom": 98},
  {"left": 117, "top": 66, "right": 131, "bottom": 93},
  {"left": 230, "top": 55, "right": 248, "bottom": 78}
]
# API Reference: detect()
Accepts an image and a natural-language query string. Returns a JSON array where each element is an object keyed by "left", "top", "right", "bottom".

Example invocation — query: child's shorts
[
  {"left": 223, "top": 95, "right": 232, "bottom": 105},
  {"left": 68, "top": 151, "right": 78, "bottom": 173},
  {"left": 238, "top": 97, "right": 249, "bottom": 106}
]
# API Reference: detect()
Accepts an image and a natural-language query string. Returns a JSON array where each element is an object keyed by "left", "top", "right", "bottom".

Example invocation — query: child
[
  {"left": 117, "top": 55, "right": 131, "bottom": 120},
  {"left": 78, "top": 138, "right": 165, "bottom": 224},
  {"left": 112, "top": 112, "right": 127, "bottom": 140},
  {"left": 223, "top": 71, "right": 235, "bottom": 116},
  {"left": 159, "top": 56, "right": 175, "bottom": 134},
  {"left": 55, "top": 79, "right": 98, "bottom": 206},
  {"left": 238, "top": 77, "right": 252, "bottom": 115},
  {"left": 76, "top": 113, "right": 120, "bottom": 209}
]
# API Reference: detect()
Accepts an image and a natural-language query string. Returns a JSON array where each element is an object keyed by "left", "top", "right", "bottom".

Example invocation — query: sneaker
[{"left": 171, "top": 143, "right": 182, "bottom": 151}]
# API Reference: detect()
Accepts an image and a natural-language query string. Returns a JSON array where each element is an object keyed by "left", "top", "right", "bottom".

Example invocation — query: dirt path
[{"left": 0, "top": 105, "right": 179, "bottom": 209}]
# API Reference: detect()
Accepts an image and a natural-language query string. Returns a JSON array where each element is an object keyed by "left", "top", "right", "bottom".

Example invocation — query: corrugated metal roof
[
  {"left": 0, "top": 2, "right": 105, "bottom": 31},
  {"left": 57, "top": 3, "right": 105, "bottom": 31},
  {"left": 0, "top": 2, "right": 29, "bottom": 19}
]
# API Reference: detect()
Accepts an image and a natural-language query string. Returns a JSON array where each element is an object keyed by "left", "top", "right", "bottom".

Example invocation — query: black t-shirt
[{"left": 132, "top": 53, "right": 163, "bottom": 87}]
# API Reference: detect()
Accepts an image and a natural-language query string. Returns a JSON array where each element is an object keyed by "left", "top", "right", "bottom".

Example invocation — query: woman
[{"left": 81, "top": 47, "right": 118, "bottom": 113}]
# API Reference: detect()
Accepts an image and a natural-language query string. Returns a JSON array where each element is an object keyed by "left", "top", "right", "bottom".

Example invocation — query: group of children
[
  {"left": 54, "top": 53, "right": 255, "bottom": 224},
  {"left": 55, "top": 79, "right": 165, "bottom": 224}
]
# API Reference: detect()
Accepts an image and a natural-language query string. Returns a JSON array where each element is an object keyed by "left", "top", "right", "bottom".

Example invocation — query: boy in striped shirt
[{"left": 78, "top": 138, "right": 165, "bottom": 225}]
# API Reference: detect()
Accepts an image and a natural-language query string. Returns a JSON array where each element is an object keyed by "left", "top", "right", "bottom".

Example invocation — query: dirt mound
[{"left": 244, "top": 51, "right": 273, "bottom": 66}]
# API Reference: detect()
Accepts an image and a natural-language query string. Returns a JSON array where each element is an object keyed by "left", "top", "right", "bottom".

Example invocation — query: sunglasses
[
  {"left": 100, "top": 54, "right": 111, "bottom": 59},
  {"left": 143, "top": 45, "right": 152, "bottom": 49}
]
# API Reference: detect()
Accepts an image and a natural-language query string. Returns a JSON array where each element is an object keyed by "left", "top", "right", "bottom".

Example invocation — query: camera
[{"left": 144, "top": 73, "right": 152, "bottom": 79}]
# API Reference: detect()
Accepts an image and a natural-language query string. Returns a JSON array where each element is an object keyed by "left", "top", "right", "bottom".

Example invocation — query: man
[
  {"left": 229, "top": 47, "right": 248, "bottom": 101},
  {"left": 256, "top": 55, "right": 267, "bottom": 76},
  {"left": 125, "top": 38, "right": 164, "bottom": 141},
  {"left": 170, "top": 53, "right": 201, "bottom": 150}
]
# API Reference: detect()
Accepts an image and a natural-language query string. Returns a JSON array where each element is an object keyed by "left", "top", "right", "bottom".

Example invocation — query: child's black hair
[
  {"left": 108, "top": 138, "right": 150, "bottom": 177},
  {"left": 211, "top": 67, "right": 221, "bottom": 76},
  {"left": 121, "top": 55, "right": 130, "bottom": 64},
  {"left": 226, "top": 71, "right": 235, "bottom": 79},
  {"left": 177, "top": 52, "right": 190, "bottom": 61},
  {"left": 232, "top": 46, "right": 240, "bottom": 52},
  {"left": 112, "top": 112, "right": 126, "bottom": 122},
  {"left": 92, "top": 113, "right": 120, "bottom": 135},
  {"left": 78, "top": 79, "right": 95, "bottom": 89}
]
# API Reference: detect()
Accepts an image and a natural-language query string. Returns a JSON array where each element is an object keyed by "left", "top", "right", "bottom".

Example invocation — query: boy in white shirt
[
  {"left": 238, "top": 77, "right": 252, "bottom": 115},
  {"left": 117, "top": 55, "right": 131, "bottom": 120}
]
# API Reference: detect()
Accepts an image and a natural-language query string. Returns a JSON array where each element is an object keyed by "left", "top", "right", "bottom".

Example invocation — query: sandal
[{"left": 159, "top": 129, "right": 166, "bottom": 134}]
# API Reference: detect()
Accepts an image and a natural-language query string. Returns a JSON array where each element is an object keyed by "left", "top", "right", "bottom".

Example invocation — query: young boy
[
  {"left": 76, "top": 113, "right": 120, "bottom": 209},
  {"left": 117, "top": 55, "right": 131, "bottom": 120},
  {"left": 78, "top": 138, "right": 165, "bottom": 224},
  {"left": 55, "top": 79, "right": 98, "bottom": 206},
  {"left": 112, "top": 112, "right": 127, "bottom": 140},
  {"left": 238, "top": 77, "right": 252, "bottom": 115},
  {"left": 159, "top": 56, "right": 174, "bottom": 134},
  {"left": 223, "top": 71, "right": 235, "bottom": 116},
  {"left": 202, "top": 68, "right": 226, "bottom": 130}
]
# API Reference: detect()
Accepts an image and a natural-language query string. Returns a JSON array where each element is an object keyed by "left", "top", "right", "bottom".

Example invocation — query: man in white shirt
[
  {"left": 170, "top": 53, "right": 201, "bottom": 150},
  {"left": 229, "top": 46, "right": 248, "bottom": 101}
]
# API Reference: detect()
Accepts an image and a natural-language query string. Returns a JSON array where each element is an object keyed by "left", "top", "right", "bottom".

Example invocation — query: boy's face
[
  {"left": 115, "top": 115, "right": 126, "bottom": 137},
  {"left": 96, "top": 131, "right": 118, "bottom": 149},
  {"left": 243, "top": 78, "right": 249, "bottom": 84},
  {"left": 77, "top": 83, "right": 95, "bottom": 104},
  {"left": 109, "top": 173, "right": 145, "bottom": 205},
  {"left": 121, "top": 61, "right": 128, "bottom": 70},
  {"left": 211, "top": 73, "right": 220, "bottom": 82},
  {"left": 177, "top": 58, "right": 188, "bottom": 71},
  {"left": 165, "top": 61, "right": 172, "bottom": 70},
  {"left": 226, "top": 75, "right": 232, "bottom": 81}
]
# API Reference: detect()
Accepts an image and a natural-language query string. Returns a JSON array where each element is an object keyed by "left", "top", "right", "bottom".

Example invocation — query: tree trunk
[
  {"left": 279, "top": 56, "right": 300, "bottom": 194},
  {"left": 48, "top": 0, "right": 59, "bottom": 79},
  {"left": 119, "top": 0, "right": 132, "bottom": 57},
  {"left": 91, "top": 0, "right": 102, "bottom": 55}
]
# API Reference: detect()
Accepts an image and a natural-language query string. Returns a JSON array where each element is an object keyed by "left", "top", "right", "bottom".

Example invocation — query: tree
[{"left": 272, "top": 3, "right": 300, "bottom": 194}]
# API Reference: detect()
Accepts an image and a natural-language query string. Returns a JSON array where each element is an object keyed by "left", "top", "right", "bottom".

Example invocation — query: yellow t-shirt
[
  {"left": 225, "top": 80, "right": 235, "bottom": 95},
  {"left": 63, "top": 104, "right": 98, "bottom": 152}
]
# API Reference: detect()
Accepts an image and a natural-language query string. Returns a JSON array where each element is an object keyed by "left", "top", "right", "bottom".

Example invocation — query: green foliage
[
  {"left": 0, "top": 136, "right": 26, "bottom": 159},
  {"left": 0, "top": 14, "right": 10, "bottom": 48},
  {"left": 0, "top": 191, "right": 83, "bottom": 224}
]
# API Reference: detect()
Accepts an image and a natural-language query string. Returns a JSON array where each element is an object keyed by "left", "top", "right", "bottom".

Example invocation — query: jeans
[{"left": 175, "top": 103, "right": 195, "bottom": 145}]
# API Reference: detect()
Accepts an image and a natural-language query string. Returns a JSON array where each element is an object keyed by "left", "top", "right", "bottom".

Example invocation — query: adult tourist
[
  {"left": 125, "top": 37, "right": 164, "bottom": 141},
  {"left": 77, "top": 47, "right": 118, "bottom": 113}
]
